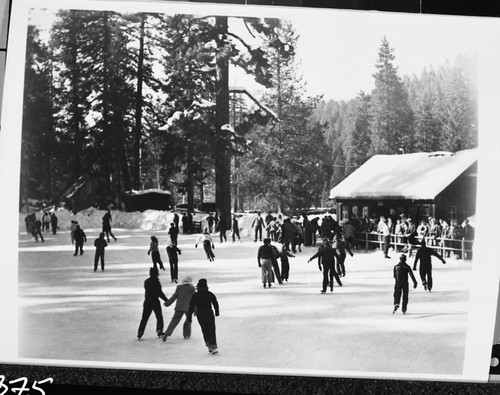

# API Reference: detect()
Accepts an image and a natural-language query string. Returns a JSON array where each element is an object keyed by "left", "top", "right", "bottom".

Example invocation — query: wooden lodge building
[{"left": 329, "top": 149, "right": 478, "bottom": 224}]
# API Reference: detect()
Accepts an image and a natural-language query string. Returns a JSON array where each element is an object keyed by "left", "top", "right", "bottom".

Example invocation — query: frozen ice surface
[{"left": 18, "top": 211, "right": 472, "bottom": 377}]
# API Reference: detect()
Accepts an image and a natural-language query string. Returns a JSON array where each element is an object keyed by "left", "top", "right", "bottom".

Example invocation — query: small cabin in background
[
  {"left": 329, "top": 149, "right": 477, "bottom": 223},
  {"left": 124, "top": 189, "right": 172, "bottom": 212},
  {"left": 60, "top": 174, "right": 113, "bottom": 214}
]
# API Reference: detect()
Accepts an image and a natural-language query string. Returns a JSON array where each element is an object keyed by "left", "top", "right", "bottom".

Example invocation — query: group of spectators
[{"left": 348, "top": 213, "right": 475, "bottom": 260}]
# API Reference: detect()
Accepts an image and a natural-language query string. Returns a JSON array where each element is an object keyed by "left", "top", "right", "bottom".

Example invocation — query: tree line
[{"left": 21, "top": 11, "right": 477, "bottom": 214}]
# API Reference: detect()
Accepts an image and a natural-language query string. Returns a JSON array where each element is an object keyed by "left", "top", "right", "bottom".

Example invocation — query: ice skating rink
[{"left": 18, "top": 228, "right": 472, "bottom": 378}]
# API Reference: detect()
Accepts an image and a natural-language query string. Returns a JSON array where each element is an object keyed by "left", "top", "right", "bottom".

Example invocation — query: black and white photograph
[{"left": 1, "top": 0, "right": 500, "bottom": 386}]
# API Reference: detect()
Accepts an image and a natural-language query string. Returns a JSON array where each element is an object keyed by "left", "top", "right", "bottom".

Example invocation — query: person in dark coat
[
  {"left": 187, "top": 278, "right": 220, "bottom": 354},
  {"left": 168, "top": 223, "right": 179, "bottom": 246},
  {"left": 162, "top": 276, "right": 196, "bottom": 342},
  {"left": 206, "top": 213, "right": 215, "bottom": 233},
  {"left": 281, "top": 218, "right": 295, "bottom": 251},
  {"left": 308, "top": 239, "right": 342, "bottom": 294},
  {"left": 412, "top": 239, "right": 446, "bottom": 292},
  {"left": 73, "top": 225, "right": 87, "bottom": 256},
  {"left": 34, "top": 218, "right": 44, "bottom": 242},
  {"left": 166, "top": 242, "right": 182, "bottom": 283},
  {"left": 270, "top": 242, "right": 283, "bottom": 285},
  {"left": 231, "top": 215, "right": 242, "bottom": 243},
  {"left": 217, "top": 216, "right": 228, "bottom": 243},
  {"left": 50, "top": 213, "right": 59, "bottom": 235},
  {"left": 310, "top": 217, "right": 320, "bottom": 247},
  {"left": 251, "top": 212, "right": 265, "bottom": 242},
  {"left": 181, "top": 212, "right": 189, "bottom": 234},
  {"left": 265, "top": 212, "right": 274, "bottom": 239},
  {"left": 258, "top": 238, "right": 277, "bottom": 288},
  {"left": 334, "top": 234, "right": 353, "bottom": 277},
  {"left": 173, "top": 212, "right": 180, "bottom": 229},
  {"left": 393, "top": 254, "right": 418, "bottom": 314},
  {"left": 148, "top": 236, "right": 166, "bottom": 271},
  {"left": 137, "top": 267, "right": 168, "bottom": 339},
  {"left": 462, "top": 219, "right": 474, "bottom": 260},
  {"left": 302, "top": 213, "right": 312, "bottom": 246},
  {"left": 102, "top": 209, "right": 117, "bottom": 242},
  {"left": 187, "top": 212, "right": 194, "bottom": 234},
  {"left": 93, "top": 232, "right": 108, "bottom": 271},
  {"left": 42, "top": 211, "right": 51, "bottom": 232}
]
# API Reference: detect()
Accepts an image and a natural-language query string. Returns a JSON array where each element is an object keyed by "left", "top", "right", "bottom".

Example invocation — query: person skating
[
  {"left": 270, "top": 242, "right": 283, "bottom": 285},
  {"left": 195, "top": 228, "right": 215, "bottom": 262},
  {"left": 166, "top": 242, "right": 182, "bottom": 283},
  {"left": 231, "top": 215, "right": 242, "bottom": 243},
  {"left": 168, "top": 223, "right": 179, "bottom": 246},
  {"left": 148, "top": 236, "right": 165, "bottom": 271},
  {"left": 187, "top": 278, "right": 220, "bottom": 354},
  {"left": 280, "top": 244, "right": 295, "bottom": 282},
  {"left": 206, "top": 213, "right": 215, "bottom": 233},
  {"left": 102, "top": 209, "right": 117, "bottom": 242},
  {"left": 252, "top": 212, "right": 265, "bottom": 242},
  {"left": 42, "top": 211, "right": 51, "bottom": 232},
  {"left": 34, "top": 217, "right": 44, "bottom": 242},
  {"left": 162, "top": 276, "right": 196, "bottom": 342},
  {"left": 393, "top": 254, "right": 418, "bottom": 314},
  {"left": 335, "top": 234, "right": 353, "bottom": 277},
  {"left": 308, "top": 238, "right": 342, "bottom": 293},
  {"left": 218, "top": 216, "right": 228, "bottom": 243},
  {"left": 412, "top": 239, "right": 446, "bottom": 292},
  {"left": 73, "top": 225, "right": 87, "bottom": 256},
  {"left": 50, "top": 212, "right": 59, "bottom": 235},
  {"left": 93, "top": 232, "right": 108, "bottom": 271},
  {"left": 70, "top": 220, "right": 78, "bottom": 245},
  {"left": 137, "top": 267, "right": 168, "bottom": 339},
  {"left": 257, "top": 238, "right": 276, "bottom": 288}
]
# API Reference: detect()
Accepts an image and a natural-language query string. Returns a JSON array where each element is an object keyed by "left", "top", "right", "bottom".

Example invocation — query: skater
[
  {"left": 335, "top": 234, "right": 353, "bottom": 277},
  {"left": 218, "top": 216, "right": 228, "bottom": 243},
  {"left": 280, "top": 243, "right": 295, "bottom": 282},
  {"left": 257, "top": 238, "right": 276, "bottom": 288},
  {"left": 137, "top": 267, "right": 168, "bottom": 339},
  {"left": 50, "top": 212, "right": 59, "bottom": 235},
  {"left": 162, "top": 276, "right": 196, "bottom": 342},
  {"left": 181, "top": 212, "right": 189, "bottom": 234},
  {"left": 70, "top": 220, "right": 78, "bottom": 245},
  {"left": 93, "top": 232, "right": 108, "bottom": 271},
  {"left": 34, "top": 217, "right": 44, "bottom": 242},
  {"left": 173, "top": 212, "right": 180, "bottom": 229},
  {"left": 195, "top": 228, "right": 215, "bottom": 262},
  {"left": 251, "top": 212, "right": 265, "bottom": 242},
  {"left": 378, "top": 216, "right": 391, "bottom": 259},
  {"left": 166, "top": 242, "right": 182, "bottom": 283},
  {"left": 231, "top": 215, "right": 241, "bottom": 243},
  {"left": 148, "top": 236, "right": 166, "bottom": 271},
  {"left": 206, "top": 213, "right": 215, "bottom": 233},
  {"left": 281, "top": 218, "right": 295, "bottom": 250},
  {"left": 270, "top": 242, "right": 283, "bottom": 285},
  {"left": 393, "top": 254, "right": 418, "bottom": 314},
  {"left": 102, "top": 209, "right": 117, "bottom": 242},
  {"left": 73, "top": 225, "right": 87, "bottom": 256},
  {"left": 308, "top": 238, "right": 342, "bottom": 294},
  {"left": 42, "top": 211, "right": 51, "bottom": 232},
  {"left": 168, "top": 223, "right": 179, "bottom": 246},
  {"left": 412, "top": 239, "right": 446, "bottom": 292},
  {"left": 187, "top": 278, "right": 220, "bottom": 354},
  {"left": 291, "top": 220, "right": 303, "bottom": 253}
]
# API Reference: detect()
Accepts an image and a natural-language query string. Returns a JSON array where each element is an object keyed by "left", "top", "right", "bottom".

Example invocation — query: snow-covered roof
[
  {"left": 125, "top": 189, "right": 171, "bottom": 196},
  {"left": 329, "top": 148, "right": 477, "bottom": 201}
]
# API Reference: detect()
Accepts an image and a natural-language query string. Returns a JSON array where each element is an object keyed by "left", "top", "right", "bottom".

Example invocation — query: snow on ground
[{"left": 17, "top": 211, "right": 473, "bottom": 379}]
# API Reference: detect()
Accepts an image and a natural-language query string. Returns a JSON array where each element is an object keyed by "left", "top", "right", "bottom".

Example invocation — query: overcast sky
[{"left": 28, "top": 3, "right": 483, "bottom": 102}]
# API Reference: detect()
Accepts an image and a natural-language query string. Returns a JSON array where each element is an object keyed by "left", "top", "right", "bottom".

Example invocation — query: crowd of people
[{"left": 21, "top": 207, "right": 476, "bottom": 353}]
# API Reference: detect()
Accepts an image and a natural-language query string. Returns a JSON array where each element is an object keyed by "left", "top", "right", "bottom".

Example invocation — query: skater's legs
[
  {"left": 163, "top": 310, "right": 183, "bottom": 337},
  {"left": 138, "top": 303, "right": 153, "bottom": 335},
  {"left": 152, "top": 301, "right": 164, "bottom": 334}
]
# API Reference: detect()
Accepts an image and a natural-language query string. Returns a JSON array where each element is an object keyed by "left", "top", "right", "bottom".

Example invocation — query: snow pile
[{"left": 19, "top": 208, "right": 328, "bottom": 235}]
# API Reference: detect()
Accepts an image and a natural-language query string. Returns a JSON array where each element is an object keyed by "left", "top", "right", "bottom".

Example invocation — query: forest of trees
[{"left": 22, "top": 11, "right": 477, "bottom": 217}]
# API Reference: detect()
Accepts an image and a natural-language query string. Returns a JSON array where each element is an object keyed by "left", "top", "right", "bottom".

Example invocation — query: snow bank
[{"left": 19, "top": 208, "right": 327, "bottom": 235}]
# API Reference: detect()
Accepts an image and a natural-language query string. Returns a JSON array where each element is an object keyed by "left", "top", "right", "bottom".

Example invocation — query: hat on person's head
[
  {"left": 196, "top": 278, "right": 208, "bottom": 288},
  {"left": 182, "top": 276, "right": 193, "bottom": 285},
  {"left": 263, "top": 238, "right": 271, "bottom": 244},
  {"left": 400, "top": 254, "right": 407, "bottom": 262},
  {"left": 150, "top": 267, "right": 159, "bottom": 277}
]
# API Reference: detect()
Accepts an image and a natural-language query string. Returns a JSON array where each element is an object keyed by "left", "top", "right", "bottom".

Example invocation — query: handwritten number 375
[{"left": 0, "top": 376, "right": 53, "bottom": 395}]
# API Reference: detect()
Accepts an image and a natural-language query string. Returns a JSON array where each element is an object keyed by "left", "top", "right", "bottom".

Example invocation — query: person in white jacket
[{"left": 195, "top": 228, "right": 215, "bottom": 262}]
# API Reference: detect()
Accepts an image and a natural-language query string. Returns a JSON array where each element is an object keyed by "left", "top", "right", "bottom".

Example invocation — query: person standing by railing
[
  {"left": 462, "top": 219, "right": 474, "bottom": 260},
  {"left": 378, "top": 216, "right": 391, "bottom": 259}
]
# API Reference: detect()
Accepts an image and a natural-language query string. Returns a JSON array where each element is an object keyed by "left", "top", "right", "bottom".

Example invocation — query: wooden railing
[{"left": 353, "top": 232, "right": 474, "bottom": 258}]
